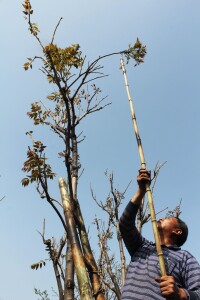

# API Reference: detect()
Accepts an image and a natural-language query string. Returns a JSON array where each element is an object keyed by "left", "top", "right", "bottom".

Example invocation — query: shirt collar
[{"left": 161, "top": 244, "right": 181, "bottom": 250}]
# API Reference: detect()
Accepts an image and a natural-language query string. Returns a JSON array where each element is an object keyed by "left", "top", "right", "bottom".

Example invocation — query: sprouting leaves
[
  {"left": 22, "top": 0, "right": 33, "bottom": 15},
  {"left": 27, "top": 102, "right": 48, "bottom": 125},
  {"left": 45, "top": 43, "right": 83, "bottom": 69},
  {"left": 22, "top": 0, "right": 40, "bottom": 37},
  {"left": 21, "top": 178, "right": 30, "bottom": 187},
  {"left": 29, "top": 22, "right": 40, "bottom": 36},
  {"left": 22, "top": 141, "right": 56, "bottom": 187},
  {"left": 32, "top": 237, "right": 60, "bottom": 268},
  {"left": 123, "top": 38, "right": 147, "bottom": 66},
  {"left": 24, "top": 58, "right": 33, "bottom": 70},
  {"left": 43, "top": 238, "right": 58, "bottom": 260},
  {"left": 43, "top": 43, "right": 83, "bottom": 82},
  {"left": 31, "top": 260, "right": 46, "bottom": 270},
  {"left": 34, "top": 289, "right": 50, "bottom": 300},
  {"left": 46, "top": 91, "right": 62, "bottom": 102}
]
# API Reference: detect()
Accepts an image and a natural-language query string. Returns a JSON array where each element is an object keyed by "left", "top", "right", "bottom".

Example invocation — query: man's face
[{"left": 157, "top": 217, "right": 180, "bottom": 234}]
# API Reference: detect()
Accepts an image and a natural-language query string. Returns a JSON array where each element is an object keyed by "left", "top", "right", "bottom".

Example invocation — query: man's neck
[{"left": 159, "top": 234, "right": 176, "bottom": 247}]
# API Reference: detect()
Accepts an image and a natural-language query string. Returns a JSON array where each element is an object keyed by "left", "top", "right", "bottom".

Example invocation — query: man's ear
[{"left": 172, "top": 229, "right": 182, "bottom": 236}]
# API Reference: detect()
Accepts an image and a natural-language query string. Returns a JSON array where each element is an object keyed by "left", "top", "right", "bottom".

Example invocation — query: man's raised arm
[{"left": 119, "top": 169, "right": 151, "bottom": 256}]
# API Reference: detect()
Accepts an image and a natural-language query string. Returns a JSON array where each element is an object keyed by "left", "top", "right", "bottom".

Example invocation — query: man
[{"left": 119, "top": 169, "right": 200, "bottom": 300}]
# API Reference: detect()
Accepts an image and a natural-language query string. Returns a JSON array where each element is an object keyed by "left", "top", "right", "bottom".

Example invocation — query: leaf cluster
[
  {"left": 43, "top": 238, "right": 58, "bottom": 261},
  {"left": 44, "top": 43, "right": 83, "bottom": 82},
  {"left": 22, "top": 0, "right": 33, "bottom": 15},
  {"left": 34, "top": 288, "right": 50, "bottom": 300},
  {"left": 27, "top": 102, "right": 49, "bottom": 125},
  {"left": 22, "top": 141, "right": 56, "bottom": 187},
  {"left": 24, "top": 58, "right": 33, "bottom": 70},
  {"left": 22, "top": 0, "right": 40, "bottom": 37},
  {"left": 123, "top": 38, "right": 147, "bottom": 66},
  {"left": 31, "top": 260, "right": 46, "bottom": 270}
]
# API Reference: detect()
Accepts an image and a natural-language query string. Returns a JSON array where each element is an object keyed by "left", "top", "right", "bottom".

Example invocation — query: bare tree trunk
[
  {"left": 59, "top": 178, "right": 93, "bottom": 300},
  {"left": 53, "top": 262, "right": 64, "bottom": 300},
  {"left": 116, "top": 223, "right": 126, "bottom": 286},
  {"left": 76, "top": 215, "right": 105, "bottom": 300},
  {"left": 71, "top": 134, "right": 105, "bottom": 300},
  {"left": 64, "top": 239, "right": 75, "bottom": 300},
  {"left": 42, "top": 238, "right": 64, "bottom": 300}
]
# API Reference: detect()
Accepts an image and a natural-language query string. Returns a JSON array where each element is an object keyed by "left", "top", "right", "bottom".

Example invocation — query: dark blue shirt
[{"left": 119, "top": 202, "right": 200, "bottom": 300}]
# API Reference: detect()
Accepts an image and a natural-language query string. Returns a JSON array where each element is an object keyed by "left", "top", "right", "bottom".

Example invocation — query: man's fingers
[
  {"left": 155, "top": 276, "right": 178, "bottom": 299},
  {"left": 137, "top": 169, "right": 151, "bottom": 190},
  {"left": 155, "top": 276, "right": 174, "bottom": 283},
  {"left": 138, "top": 169, "right": 151, "bottom": 175},
  {"left": 138, "top": 169, "right": 151, "bottom": 179}
]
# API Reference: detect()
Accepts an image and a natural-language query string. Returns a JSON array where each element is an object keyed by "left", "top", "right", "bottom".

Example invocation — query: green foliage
[
  {"left": 123, "top": 38, "right": 147, "bottom": 66},
  {"left": 34, "top": 288, "right": 50, "bottom": 300},
  {"left": 22, "top": 140, "right": 56, "bottom": 187},
  {"left": 30, "top": 22, "right": 40, "bottom": 36}
]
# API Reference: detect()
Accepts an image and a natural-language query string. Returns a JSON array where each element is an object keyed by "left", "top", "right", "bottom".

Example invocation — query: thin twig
[
  {"left": 151, "top": 161, "right": 167, "bottom": 193},
  {"left": 50, "top": 197, "right": 63, "bottom": 208},
  {"left": 51, "top": 17, "right": 63, "bottom": 44}
]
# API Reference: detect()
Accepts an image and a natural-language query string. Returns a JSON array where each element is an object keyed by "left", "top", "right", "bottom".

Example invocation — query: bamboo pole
[
  {"left": 59, "top": 178, "right": 93, "bottom": 300},
  {"left": 120, "top": 56, "right": 167, "bottom": 277}
]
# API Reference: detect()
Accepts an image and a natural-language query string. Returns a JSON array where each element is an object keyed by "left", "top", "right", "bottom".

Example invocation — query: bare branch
[
  {"left": 0, "top": 196, "right": 5, "bottom": 202},
  {"left": 51, "top": 17, "right": 63, "bottom": 44},
  {"left": 50, "top": 197, "right": 63, "bottom": 208},
  {"left": 166, "top": 199, "right": 182, "bottom": 218},
  {"left": 151, "top": 161, "right": 167, "bottom": 193},
  {"left": 83, "top": 74, "right": 109, "bottom": 85},
  {"left": 76, "top": 97, "right": 111, "bottom": 126}
]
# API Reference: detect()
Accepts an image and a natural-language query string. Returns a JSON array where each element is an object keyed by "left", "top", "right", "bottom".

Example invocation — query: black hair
[{"left": 175, "top": 218, "right": 188, "bottom": 247}]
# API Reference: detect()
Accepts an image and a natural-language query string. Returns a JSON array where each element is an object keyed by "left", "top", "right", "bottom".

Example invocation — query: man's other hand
[{"left": 155, "top": 276, "right": 188, "bottom": 300}]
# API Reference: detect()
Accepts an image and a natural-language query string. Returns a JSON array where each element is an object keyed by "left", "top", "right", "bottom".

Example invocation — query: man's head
[{"left": 157, "top": 217, "right": 188, "bottom": 247}]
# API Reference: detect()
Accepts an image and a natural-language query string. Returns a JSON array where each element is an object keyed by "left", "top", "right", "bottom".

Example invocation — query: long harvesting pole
[{"left": 120, "top": 56, "right": 167, "bottom": 277}]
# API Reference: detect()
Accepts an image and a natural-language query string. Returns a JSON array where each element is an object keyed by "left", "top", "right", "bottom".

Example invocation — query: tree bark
[
  {"left": 59, "top": 178, "right": 93, "bottom": 300},
  {"left": 71, "top": 133, "right": 105, "bottom": 300},
  {"left": 64, "top": 239, "right": 75, "bottom": 300}
]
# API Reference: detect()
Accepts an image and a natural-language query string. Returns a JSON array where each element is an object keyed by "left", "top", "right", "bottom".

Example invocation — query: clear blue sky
[{"left": 0, "top": 1, "right": 200, "bottom": 299}]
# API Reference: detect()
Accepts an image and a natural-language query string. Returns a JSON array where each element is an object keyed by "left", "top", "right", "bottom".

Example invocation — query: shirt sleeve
[
  {"left": 182, "top": 253, "right": 200, "bottom": 300},
  {"left": 119, "top": 201, "right": 144, "bottom": 256}
]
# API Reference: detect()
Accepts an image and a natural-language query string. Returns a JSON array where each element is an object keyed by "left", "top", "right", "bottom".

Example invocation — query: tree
[{"left": 21, "top": 1, "right": 146, "bottom": 299}]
